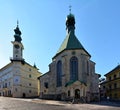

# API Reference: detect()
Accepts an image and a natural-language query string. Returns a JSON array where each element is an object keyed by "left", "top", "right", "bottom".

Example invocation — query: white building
[{"left": 0, "top": 23, "right": 41, "bottom": 97}]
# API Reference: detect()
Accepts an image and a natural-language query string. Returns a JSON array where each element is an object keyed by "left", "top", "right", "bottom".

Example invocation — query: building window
[
  {"left": 29, "top": 68, "right": 31, "bottom": 71},
  {"left": 103, "top": 86, "right": 105, "bottom": 89},
  {"left": 56, "top": 60, "right": 62, "bottom": 87},
  {"left": 114, "top": 74, "right": 116, "bottom": 79},
  {"left": 15, "top": 79, "right": 18, "bottom": 82},
  {"left": 114, "top": 83, "right": 117, "bottom": 89},
  {"left": 29, "top": 90, "right": 31, "bottom": 93},
  {"left": 5, "top": 83, "right": 7, "bottom": 88},
  {"left": 109, "top": 76, "right": 111, "bottom": 81},
  {"left": 29, "top": 74, "right": 32, "bottom": 78},
  {"left": 44, "top": 82, "right": 48, "bottom": 88},
  {"left": 44, "top": 90, "right": 46, "bottom": 93},
  {"left": 15, "top": 88, "right": 17, "bottom": 92},
  {"left": 29, "top": 83, "right": 31, "bottom": 86},
  {"left": 70, "top": 56, "right": 78, "bottom": 81},
  {"left": 109, "top": 85, "right": 112, "bottom": 90}
]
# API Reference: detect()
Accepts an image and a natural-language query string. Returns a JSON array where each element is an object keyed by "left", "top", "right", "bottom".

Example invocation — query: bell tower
[{"left": 11, "top": 21, "right": 24, "bottom": 61}]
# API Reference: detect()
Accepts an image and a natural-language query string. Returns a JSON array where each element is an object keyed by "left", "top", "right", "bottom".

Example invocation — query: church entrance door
[{"left": 75, "top": 89, "right": 80, "bottom": 99}]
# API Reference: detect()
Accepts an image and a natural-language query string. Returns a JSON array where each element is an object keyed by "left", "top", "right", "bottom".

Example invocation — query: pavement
[
  {"left": 31, "top": 99, "right": 120, "bottom": 110},
  {"left": 31, "top": 99, "right": 69, "bottom": 105},
  {"left": 0, "top": 97, "right": 120, "bottom": 110},
  {"left": 31, "top": 98, "right": 120, "bottom": 107}
]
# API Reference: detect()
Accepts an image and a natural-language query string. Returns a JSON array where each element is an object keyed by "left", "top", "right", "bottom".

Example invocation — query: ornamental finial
[
  {"left": 17, "top": 20, "right": 19, "bottom": 28},
  {"left": 69, "top": 5, "right": 72, "bottom": 14}
]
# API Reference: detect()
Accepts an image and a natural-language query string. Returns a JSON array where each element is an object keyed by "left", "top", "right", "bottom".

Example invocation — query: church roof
[{"left": 57, "top": 31, "right": 89, "bottom": 54}]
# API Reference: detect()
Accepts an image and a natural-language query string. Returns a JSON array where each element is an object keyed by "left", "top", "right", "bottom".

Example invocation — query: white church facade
[
  {"left": 0, "top": 24, "right": 41, "bottom": 97},
  {"left": 39, "top": 13, "right": 100, "bottom": 102}
]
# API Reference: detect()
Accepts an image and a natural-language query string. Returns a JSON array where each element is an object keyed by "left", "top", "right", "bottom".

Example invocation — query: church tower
[{"left": 11, "top": 22, "right": 24, "bottom": 61}]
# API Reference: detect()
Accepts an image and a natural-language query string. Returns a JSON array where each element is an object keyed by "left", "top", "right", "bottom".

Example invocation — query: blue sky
[{"left": 0, "top": 0, "right": 120, "bottom": 77}]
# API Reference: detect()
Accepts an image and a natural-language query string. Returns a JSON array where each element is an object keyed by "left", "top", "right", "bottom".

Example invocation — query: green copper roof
[
  {"left": 54, "top": 31, "right": 90, "bottom": 57},
  {"left": 58, "top": 31, "right": 84, "bottom": 52},
  {"left": 65, "top": 80, "right": 87, "bottom": 87}
]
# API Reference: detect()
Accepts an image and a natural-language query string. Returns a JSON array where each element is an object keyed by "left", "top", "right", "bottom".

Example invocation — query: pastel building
[{"left": 100, "top": 65, "right": 120, "bottom": 101}]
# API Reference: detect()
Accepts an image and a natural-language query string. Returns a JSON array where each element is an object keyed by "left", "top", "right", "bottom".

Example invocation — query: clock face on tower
[{"left": 14, "top": 44, "right": 20, "bottom": 49}]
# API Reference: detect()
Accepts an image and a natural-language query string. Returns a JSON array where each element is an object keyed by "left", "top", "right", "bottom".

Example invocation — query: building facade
[
  {"left": 39, "top": 13, "right": 100, "bottom": 102},
  {"left": 101, "top": 65, "right": 120, "bottom": 101},
  {"left": 0, "top": 24, "right": 41, "bottom": 97}
]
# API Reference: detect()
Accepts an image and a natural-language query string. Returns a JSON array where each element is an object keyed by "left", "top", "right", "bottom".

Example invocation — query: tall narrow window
[
  {"left": 114, "top": 83, "right": 117, "bottom": 89},
  {"left": 109, "top": 76, "right": 111, "bottom": 81},
  {"left": 56, "top": 61, "right": 62, "bottom": 87},
  {"left": 70, "top": 56, "right": 78, "bottom": 81},
  {"left": 114, "top": 74, "right": 116, "bottom": 79}
]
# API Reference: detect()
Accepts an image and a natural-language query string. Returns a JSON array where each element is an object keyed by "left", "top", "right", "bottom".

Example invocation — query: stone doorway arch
[{"left": 75, "top": 89, "right": 80, "bottom": 99}]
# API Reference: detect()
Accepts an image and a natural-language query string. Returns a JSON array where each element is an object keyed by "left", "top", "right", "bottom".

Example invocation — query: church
[
  {"left": 39, "top": 12, "right": 100, "bottom": 102},
  {"left": 0, "top": 23, "right": 41, "bottom": 97}
]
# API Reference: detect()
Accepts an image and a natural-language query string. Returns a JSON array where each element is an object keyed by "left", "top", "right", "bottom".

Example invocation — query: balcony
[{"left": 10, "top": 57, "right": 25, "bottom": 64}]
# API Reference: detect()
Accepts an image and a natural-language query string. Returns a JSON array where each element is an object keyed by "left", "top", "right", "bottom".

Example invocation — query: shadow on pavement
[{"left": 90, "top": 101, "right": 120, "bottom": 107}]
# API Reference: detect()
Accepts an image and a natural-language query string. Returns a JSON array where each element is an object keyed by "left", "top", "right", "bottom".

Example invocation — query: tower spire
[
  {"left": 14, "top": 20, "right": 22, "bottom": 42},
  {"left": 66, "top": 6, "right": 75, "bottom": 33}
]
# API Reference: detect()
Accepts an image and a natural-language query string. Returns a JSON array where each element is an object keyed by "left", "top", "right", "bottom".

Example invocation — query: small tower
[{"left": 11, "top": 22, "right": 24, "bottom": 61}]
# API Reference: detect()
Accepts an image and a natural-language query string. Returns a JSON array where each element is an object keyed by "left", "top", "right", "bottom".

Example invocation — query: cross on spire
[
  {"left": 17, "top": 20, "right": 19, "bottom": 28},
  {"left": 69, "top": 5, "right": 72, "bottom": 14}
]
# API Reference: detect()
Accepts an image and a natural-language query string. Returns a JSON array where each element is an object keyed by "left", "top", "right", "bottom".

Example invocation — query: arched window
[
  {"left": 70, "top": 56, "right": 78, "bottom": 81},
  {"left": 56, "top": 60, "right": 62, "bottom": 87}
]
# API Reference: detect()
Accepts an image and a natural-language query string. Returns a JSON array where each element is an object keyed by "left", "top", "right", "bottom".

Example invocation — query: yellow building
[{"left": 104, "top": 65, "right": 120, "bottom": 101}]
